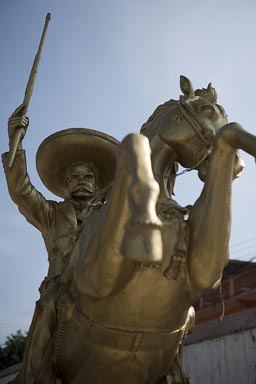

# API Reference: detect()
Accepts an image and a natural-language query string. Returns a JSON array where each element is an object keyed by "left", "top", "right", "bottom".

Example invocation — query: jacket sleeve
[{"left": 2, "top": 150, "right": 55, "bottom": 233}]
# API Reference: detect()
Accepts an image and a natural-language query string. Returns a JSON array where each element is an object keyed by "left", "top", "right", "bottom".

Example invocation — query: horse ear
[
  {"left": 207, "top": 83, "right": 218, "bottom": 103},
  {"left": 180, "top": 75, "right": 195, "bottom": 98}
]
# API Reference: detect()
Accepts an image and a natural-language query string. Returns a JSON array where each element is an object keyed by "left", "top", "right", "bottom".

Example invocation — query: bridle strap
[
  {"left": 173, "top": 101, "right": 214, "bottom": 177},
  {"left": 178, "top": 102, "right": 213, "bottom": 147}
]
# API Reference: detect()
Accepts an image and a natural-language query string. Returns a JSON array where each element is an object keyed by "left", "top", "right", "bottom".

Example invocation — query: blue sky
[{"left": 1, "top": 0, "right": 256, "bottom": 343}]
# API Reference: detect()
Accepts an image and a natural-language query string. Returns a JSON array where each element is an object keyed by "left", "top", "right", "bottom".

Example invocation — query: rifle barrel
[{"left": 7, "top": 13, "right": 51, "bottom": 168}]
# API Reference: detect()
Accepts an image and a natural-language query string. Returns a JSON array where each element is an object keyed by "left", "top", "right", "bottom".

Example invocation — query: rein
[{"left": 176, "top": 150, "right": 210, "bottom": 176}]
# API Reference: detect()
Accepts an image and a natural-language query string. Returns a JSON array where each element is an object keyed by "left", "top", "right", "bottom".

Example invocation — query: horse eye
[{"left": 201, "top": 105, "right": 215, "bottom": 118}]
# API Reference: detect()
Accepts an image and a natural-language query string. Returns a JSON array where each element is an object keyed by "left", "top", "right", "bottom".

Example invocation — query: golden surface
[{"left": 3, "top": 76, "right": 256, "bottom": 383}]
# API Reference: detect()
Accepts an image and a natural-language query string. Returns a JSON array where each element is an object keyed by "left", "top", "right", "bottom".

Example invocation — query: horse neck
[{"left": 147, "top": 133, "right": 176, "bottom": 199}]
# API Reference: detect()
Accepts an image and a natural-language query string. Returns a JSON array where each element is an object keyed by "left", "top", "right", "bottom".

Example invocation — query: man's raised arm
[{"left": 2, "top": 105, "right": 54, "bottom": 233}]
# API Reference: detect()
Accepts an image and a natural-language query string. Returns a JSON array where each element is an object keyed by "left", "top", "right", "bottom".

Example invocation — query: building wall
[
  {"left": 0, "top": 363, "right": 21, "bottom": 384},
  {"left": 183, "top": 328, "right": 256, "bottom": 384}
]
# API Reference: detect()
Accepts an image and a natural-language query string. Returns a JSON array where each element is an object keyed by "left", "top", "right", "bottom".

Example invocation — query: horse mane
[
  {"left": 140, "top": 90, "right": 226, "bottom": 138},
  {"left": 140, "top": 99, "right": 177, "bottom": 136}
]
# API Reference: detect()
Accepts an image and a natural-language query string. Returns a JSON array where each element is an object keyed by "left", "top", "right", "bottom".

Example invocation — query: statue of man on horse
[{"left": 4, "top": 75, "right": 256, "bottom": 384}]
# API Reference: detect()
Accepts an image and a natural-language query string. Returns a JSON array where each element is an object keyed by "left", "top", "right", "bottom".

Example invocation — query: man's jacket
[{"left": 2, "top": 150, "right": 80, "bottom": 280}]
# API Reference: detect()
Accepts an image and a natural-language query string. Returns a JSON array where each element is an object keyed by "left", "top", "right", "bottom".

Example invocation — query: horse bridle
[{"left": 175, "top": 100, "right": 215, "bottom": 176}]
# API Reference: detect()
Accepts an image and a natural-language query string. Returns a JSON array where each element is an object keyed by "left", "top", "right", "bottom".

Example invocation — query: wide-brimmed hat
[{"left": 36, "top": 128, "right": 119, "bottom": 198}]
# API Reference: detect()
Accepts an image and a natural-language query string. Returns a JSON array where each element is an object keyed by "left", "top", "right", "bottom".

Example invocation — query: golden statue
[{"left": 3, "top": 75, "right": 256, "bottom": 384}]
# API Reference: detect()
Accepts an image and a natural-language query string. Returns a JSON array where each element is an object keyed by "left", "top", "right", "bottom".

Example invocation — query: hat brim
[{"left": 36, "top": 128, "right": 119, "bottom": 198}]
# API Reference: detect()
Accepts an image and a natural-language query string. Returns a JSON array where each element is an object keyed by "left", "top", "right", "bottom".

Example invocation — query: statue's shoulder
[
  {"left": 54, "top": 200, "right": 74, "bottom": 215},
  {"left": 45, "top": 200, "right": 74, "bottom": 218}
]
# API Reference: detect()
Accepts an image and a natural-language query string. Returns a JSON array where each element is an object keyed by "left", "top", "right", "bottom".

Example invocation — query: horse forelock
[{"left": 194, "top": 84, "right": 218, "bottom": 104}]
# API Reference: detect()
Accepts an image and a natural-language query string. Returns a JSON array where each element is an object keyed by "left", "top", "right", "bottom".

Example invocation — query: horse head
[{"left": 141, "top": 76, "right": 229, "bottom": 182}]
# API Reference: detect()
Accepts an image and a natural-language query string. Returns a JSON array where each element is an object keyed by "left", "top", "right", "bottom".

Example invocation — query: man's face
[{"left": 65, "top": 163, "right": 96, "bottom": 199}]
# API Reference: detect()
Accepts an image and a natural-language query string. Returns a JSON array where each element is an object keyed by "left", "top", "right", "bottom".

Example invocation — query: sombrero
[{"left": 36, "top": 128, "right": 119, "bottom": 198}]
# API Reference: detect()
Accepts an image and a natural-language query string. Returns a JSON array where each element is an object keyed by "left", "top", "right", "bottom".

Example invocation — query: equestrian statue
[{"left": 3, "top": 75, "right": 256, "bottom": 384}]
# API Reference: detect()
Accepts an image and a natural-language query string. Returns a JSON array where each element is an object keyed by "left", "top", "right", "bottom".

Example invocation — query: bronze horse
[{"left": 51, "top": 77, "right": 255, "bottom": 383}]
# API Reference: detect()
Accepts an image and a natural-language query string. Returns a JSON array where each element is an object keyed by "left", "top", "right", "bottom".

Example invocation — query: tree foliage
[{"left": 0, "top": 330, "right": 27, "bottom": 370}]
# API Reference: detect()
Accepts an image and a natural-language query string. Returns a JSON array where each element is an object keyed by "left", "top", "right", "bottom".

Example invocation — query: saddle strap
[{"left": 76, "top": 311, "right": 185, "bottom": 353}]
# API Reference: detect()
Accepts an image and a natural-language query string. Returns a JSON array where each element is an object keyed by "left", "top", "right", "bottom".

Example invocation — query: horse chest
[
  {"left": 78, "top": 266, "right": 191, "bottom": 333},
  {"left": 75, "top": 204, "right": 191, "bottom": 331}
]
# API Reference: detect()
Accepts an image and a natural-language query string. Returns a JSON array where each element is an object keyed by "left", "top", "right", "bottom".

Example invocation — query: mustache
[{"left": 73, "top": 184, "right": 94, "bottom": 193}]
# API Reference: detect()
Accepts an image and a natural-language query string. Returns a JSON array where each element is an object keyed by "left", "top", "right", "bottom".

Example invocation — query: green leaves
[{"left": 0, "top": 330, "right": 27, "bottom": 370}]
